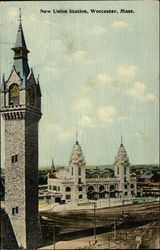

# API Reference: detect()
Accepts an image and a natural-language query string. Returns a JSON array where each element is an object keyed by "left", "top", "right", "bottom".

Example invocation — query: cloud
[
  {"left": 128, "top": 81, "right": 146, "bottom": 98},
  {"left": 145, "top": 93, "right": 158, "bottom": 103},
  {"left": 73, "top": 98, "right": 92, "bottom": 114},
  {"left": 48, "top": 123, "right": 74, "bottom": 140},
  {"left": 8, "top": 8, "right": 18, "bottom": 20},
  {"left": 128, "top": 81, "right": 158, "bottom": 104},
  {"left": 86, "top": 73, "right": 116, "bottom": 91},
  {"left": 117, "top": 65, "right": 137, "bottom": 77},
  {"left": 80, "top": 115, "right": 94, "bottom": 127},
  {"left": 59, "top": 130, "right": 74, "bottom": 139},
  {"left": 93, "top": 25, "right": 107, "bottom": 34},
  {"left": 112, "top": 21, "right": 127, "bottom": 29},
  {"left": 74, "top": 50, "right": 88, "bottom": 60},
  {"left": 97, "top": 106, "right": 117, "bottom": 123}
]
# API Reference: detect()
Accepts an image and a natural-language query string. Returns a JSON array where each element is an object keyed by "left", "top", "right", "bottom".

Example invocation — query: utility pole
[
  {"left": 53, "top": 225, "right": 55, "bottom": 250},
  {"left": 93, "top": 202, "right": 97, "bottom": 244}
]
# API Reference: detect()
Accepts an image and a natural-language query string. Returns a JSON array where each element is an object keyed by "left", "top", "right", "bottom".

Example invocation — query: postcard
[{"left": 0, "top": 1, "right": 159, "bottom": 249}]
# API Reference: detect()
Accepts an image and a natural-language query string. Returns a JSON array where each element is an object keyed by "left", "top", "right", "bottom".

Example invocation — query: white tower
[
  {"left": 69, "top": 140, "right": 87, "bottom": 202},
  {"left": 114, "top": 139, "right": 131, "bottom": 199}
]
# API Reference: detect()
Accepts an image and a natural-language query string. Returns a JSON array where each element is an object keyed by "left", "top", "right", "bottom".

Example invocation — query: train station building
[{"left": 47, "top": 140, "right": 137, "bottom": 204}]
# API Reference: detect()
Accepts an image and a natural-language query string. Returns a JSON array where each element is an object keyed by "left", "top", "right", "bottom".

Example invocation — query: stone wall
[{"left": 0, "top": 208, "right": 19, "bottom": 249}]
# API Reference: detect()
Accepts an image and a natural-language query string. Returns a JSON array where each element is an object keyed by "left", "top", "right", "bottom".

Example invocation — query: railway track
[{"left": 40, "top": 201, "right": 160, "bottom": 246}]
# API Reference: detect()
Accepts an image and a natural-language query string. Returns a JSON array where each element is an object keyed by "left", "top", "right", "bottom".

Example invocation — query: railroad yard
[{"left": 39, "top": 201, "right": 160, "bottom": 249}]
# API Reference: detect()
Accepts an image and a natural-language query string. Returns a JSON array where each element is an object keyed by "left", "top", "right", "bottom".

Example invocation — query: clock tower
[{"left": 1, "top": 14, "right": 43, "bottom": 249}]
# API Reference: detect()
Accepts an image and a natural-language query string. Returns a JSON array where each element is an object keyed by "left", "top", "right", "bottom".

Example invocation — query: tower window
[
  {"left": 12, "top": 208, "right": 15, "bottom": 215},
  {"left": 78, "top": 178, "right": 81, "bottom": 184},
  {"left": 117, "top": 166, "right": 119, "bottom": 175},
  {"left": 78, "top": 167, "right": 81, "bottom": 176},
  {"left": 9, "top": 83, "right": 19, "bottom": 105},
  {"left": 12, "top": 207, "right": 18, "bottom": 215},
  {"left": 11, "top": 154, "right": 18, "bottom": 164},
  {"left": 66, "top": 187, "right": 71, "bottom": 192},
  {"left": 79, "top": 194, "right": 83, "bottom": 199},
  {"left": 78, "top": 186, "right": 82, "bottom": 191},
  {"left": 66, "top": 194, "right": 71, "bottom": 200},
  {"left": 124, "top": 166, "right": 126, "bottom": 175}
]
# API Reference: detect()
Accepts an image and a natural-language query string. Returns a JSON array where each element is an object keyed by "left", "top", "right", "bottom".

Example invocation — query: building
[
  {"left": 1, "top": 14, "right": 43, "bottom": 249},
  {"left": 136, "top": 173, "right": 160, "bottom": 197},
  {"left": 48, "top": 140, "right": 137, "bottom": 204}
]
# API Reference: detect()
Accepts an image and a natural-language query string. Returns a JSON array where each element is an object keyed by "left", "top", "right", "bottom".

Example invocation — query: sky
[{"left": 0, "top": 1, "right": 159, "bottom": 168}]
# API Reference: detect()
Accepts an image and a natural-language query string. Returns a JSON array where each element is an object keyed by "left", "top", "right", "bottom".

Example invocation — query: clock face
[
  {"left": 27, "top": 86, "right": 35, "bottom": 102},
  {"left": 10, "top": 83, "right": 19, "bottom": 97}
]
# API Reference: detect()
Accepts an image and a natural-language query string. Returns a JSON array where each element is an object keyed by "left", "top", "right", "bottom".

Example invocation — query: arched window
[
  {"left": 110, "top": 185, "right": 115, "bottom": 191},
  {"left": 102, "top": 173, "right": 108, "bottom": 178},
  {"left": 66, "top": 187, "right": 71, "bottom": 192},
  {"left": 130, "top": 184, "right": 134, "bottom": 189},
  {"left": 88, "top": 186, "right": 94, "bottom": 192},
  {"left": 9, "top": 83, "right": 19, "bottom": 105},
  {"left": 99, "top": 185, "right": 105, "bottom": 192},
  {"left": 79, "top": 194, "right": 83, "bottom": 199},
  {"left": 92, "top": 173, "right": 99, "bottom": 179},
  {"left": 78, "top": 186, "right": 82, "bottom": 191}
]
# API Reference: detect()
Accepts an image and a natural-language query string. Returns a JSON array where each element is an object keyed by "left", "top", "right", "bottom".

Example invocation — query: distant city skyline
[{"left": 0, "top": 1, "right": 159, "bottom": 167}]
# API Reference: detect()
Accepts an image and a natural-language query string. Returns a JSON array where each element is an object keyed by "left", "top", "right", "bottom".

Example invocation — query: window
[
  {"left": 78, "top": 167, "right": 81, "bottom": 176},
  {"left": 125, "top": 192, "right": 128, "bottom": 197},
  {"left": 12, "top": 207, "right": 18, "bottom": 215},
  {"left": 78, "top": 178, "right": 81, "bottom": 184},
  {"left": 102, "top": 173, "right": 108, "bottom": 178},
  {"left": 78, "top": 186, "right": 82, "bottom": 191},
  {"left": 130, "top": 184, "right": 134, "bottom": 189},
  {"left": 66, "top": 187, "right": 71, "bottom": 192},
  {"left": 124, "top": 166, "right": 126, "bottom": 175},
  {"left": 110, "top": 185, "right": 115, "bottom": 191},
  {"left": 92, "top": 174, "right": 99, "bottom": 179},
  {"left": 88, "top": 186, "right": 94, "bottom": 192},
  {"left": 66, "top": 195, "right": 71, "bottom": 200},
  {"left": 9, "top": 83, "right": 19, "bottom": 105},
  {"left": 72, "top": 167, "right": 73, "bottom": 176},
  {"left": 124, "top": 184, "right": 127, "bottom": 189},
  {"left": 57, "top": 186, "right": 60, "bottom": 191},
  {"left": 53, "top": 186, "right": 56, "bottom": 191},
  {"left": 12, "top": 208, "right": 15, "bottom": 215},
  {"left": 79, "top": 194, "right": 83, "bottom": 199},
  {"left": 124, "top": 177, "right": 127, "bottom": 182},
  {"left": 11, "top": 154, "right": 18, "bottom": 164},
  {"left": 117, "top": 166, "right": 119, "bottom": 175}
]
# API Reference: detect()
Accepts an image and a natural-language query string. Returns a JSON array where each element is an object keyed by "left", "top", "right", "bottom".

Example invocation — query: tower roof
[
  {"left": 13, "top": 23, "right": 28, "bottom": 50},
  {"left": 114, "top": 143, "right": 130, "bottom": 165},
  {"left": 69, "top": 140, "right": 86, "bottom": 166},
  {"left": 11, "top": 12, "right": 30, "bottom": 78},
  {"left": 1, "top": 74, "right": 6, "bottom": 92}
]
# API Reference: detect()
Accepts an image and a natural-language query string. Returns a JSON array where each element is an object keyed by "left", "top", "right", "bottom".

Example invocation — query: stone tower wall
[
  {"left": 25, "top": 118, "right": 42, "bottom": 249},
  {"left": 5, "top": 118, "right": 27, "bottom": 247}
]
